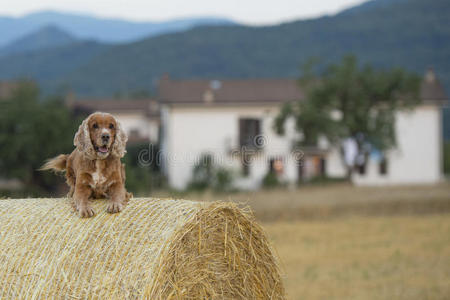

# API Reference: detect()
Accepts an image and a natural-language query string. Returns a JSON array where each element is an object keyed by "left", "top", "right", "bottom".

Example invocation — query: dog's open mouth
[{"left": 96, "top": 146, "right": 109, "bottom": 153}]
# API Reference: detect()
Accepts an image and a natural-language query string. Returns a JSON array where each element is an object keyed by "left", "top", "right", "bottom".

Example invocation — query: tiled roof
[
  {"left": 159, "top": 70, "right": 448, "bottom": 107},
  {"left": 158, "top": 76, "right": 304, "bottom": 105},
  {"left": 68, "top": 98, "right": 160, "bottom": 117},
  {"left": 70, "top": 69, "right": 447, "bottom": 114}
]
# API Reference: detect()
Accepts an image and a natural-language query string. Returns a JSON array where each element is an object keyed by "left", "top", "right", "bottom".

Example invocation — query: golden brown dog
[{"left": 41, "top": 112, "right": 132, "bottom": 217}]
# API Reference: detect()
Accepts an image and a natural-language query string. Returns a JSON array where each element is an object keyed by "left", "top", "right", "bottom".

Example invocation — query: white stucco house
[
  {"left": 351, "top": 69, "right": 447, "bottom": 185},
  {"left": 158, "top": 70, "right": 447, "bottom": 190}
]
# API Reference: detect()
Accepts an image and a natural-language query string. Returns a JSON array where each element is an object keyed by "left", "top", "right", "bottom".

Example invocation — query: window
[
  {"left": 319, "top": 158, "right": 326, "bottom": 176},
  {"left": 379, "top": 158, "right": 388, "bottom": 175},
  {"left": 298, "top": 162, "right": 304, "bottom": 183},
  {"left": 357, "top": 164, "right": 366, "bottom": 175},
  {"left": 129, "top": 128, "right": 140, "bottom": 138},
  {"left": 356, "top": 154, "right": 367, "bottom": 175},
  {"left": 269, "top": 158, "right": 284, "bottom": 176},
  {"left": 239, "top": 118, "right": 261, "bottom": 149},
  {"left": 242, "top": 161, "right": 250, "bottom": 177}
]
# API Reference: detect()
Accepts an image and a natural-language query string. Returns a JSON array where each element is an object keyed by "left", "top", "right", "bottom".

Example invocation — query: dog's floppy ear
[
  {"left": 74, "top": 115, "right": 96, "bottom": 160},
  {"left": 111, "top": 117, "right": 128, "bottom": 158}
]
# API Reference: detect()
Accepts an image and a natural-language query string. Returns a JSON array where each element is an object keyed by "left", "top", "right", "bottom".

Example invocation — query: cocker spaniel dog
[{"left": 41, "top": 112, "right": 132, "bottom": 218}]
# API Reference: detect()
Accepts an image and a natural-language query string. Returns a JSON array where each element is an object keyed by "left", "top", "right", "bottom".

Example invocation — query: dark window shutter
[
  {"left": 239, "top": 118, "right": 262, "bottom": 148},
  {"left": 379, "top": 158, "right": 388, "bottom": 175}
]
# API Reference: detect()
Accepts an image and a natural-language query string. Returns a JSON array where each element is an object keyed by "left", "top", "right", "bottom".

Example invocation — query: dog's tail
[{"left": 39, "top": 154, "right": 68, "bottom": 173}]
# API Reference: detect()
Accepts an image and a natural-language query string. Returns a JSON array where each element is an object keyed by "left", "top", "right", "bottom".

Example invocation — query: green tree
[
  {"left": 0, "top": 81, "right": 79, "bottom": 195},
  {"left": 275, "top": 56, "right": 421, "bottom": 177}
]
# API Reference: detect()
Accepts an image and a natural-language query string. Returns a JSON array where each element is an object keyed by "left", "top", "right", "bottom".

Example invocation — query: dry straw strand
[{"left": 0, "top": 197, "right": 285, "bottom": 299}]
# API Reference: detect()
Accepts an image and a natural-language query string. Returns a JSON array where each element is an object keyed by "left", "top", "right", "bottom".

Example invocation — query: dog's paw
[
  {"left": 107, "top": 201, "right": 123, "bottom": 214},
  {"left": 78, "top": 205, "right": 95, "bottom": 218},
  {"left": 125, "top": 192, "right": 133, "bottom": 203}
]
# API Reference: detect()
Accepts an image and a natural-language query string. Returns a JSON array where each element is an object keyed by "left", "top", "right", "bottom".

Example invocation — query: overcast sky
[{"left": 0, "top": 0, "right": 368, "bottom": 25}]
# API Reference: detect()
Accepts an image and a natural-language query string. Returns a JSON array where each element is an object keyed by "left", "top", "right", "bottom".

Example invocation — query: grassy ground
[
  {"left": 158, "top": 184, "right": 450, "bottom": 299},
  {"left": 157, "top": 183, "right": 450, "bottom": 221},
  {"left": 264, "top": 215, "right": 450, "bottom": 300}
]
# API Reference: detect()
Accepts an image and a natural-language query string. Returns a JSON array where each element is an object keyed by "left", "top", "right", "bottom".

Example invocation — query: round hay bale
[{"left": 0, "top": 198, "right": 285, "bottom": 299}]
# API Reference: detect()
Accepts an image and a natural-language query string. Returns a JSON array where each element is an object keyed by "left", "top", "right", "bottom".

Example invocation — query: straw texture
[{"left": 0, "top": 198, "right": 285, "bottom": 299}]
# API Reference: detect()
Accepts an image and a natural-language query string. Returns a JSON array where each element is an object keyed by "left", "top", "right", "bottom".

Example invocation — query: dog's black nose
[{"left": 101, "top": 133, "right": 110, "bottom": 141}]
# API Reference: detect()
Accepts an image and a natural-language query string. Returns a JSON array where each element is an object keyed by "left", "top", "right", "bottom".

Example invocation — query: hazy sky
[{"left": 0, "top": 0, "right": 368, "bottom": 25}]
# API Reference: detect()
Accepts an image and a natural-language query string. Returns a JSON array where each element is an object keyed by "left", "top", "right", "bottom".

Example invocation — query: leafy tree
[
  {"left": 0, "top": 81, "right": 79, "bottom": 195},
  {"left": 275, "top": 56, "right": 420, "bottom": 177},
  {"left": 0, "top": 84, "right": 162, "bottom": 197}
]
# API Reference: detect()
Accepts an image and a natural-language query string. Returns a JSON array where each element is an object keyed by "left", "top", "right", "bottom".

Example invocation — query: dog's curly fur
[{"left": 41, "top": 112, "right": 132, "bottom": 218}]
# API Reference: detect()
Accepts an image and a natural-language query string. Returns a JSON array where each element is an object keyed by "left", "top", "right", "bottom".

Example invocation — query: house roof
[
  {"left": 159, "top": 70, "right": 448, "bottom": 107},
  {"left": 68, "top": 97, "right": 160, "bottom": 118},
  {"left": 69, "top": 69, "right": 447, "bottom": 114},
  {"left": 158, "top": 75, "right": 305, "bottom": 106},
  {"left": 420, "top": 68, "right": 448, "bottom": 104}
]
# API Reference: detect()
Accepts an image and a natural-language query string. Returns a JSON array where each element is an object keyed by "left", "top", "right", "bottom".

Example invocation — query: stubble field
[
  {"left": 161, "top": 183, "right": 450, "bottom": 299},
  {"left": 264, "top": 215, "right": 450, "bottom": 299}
]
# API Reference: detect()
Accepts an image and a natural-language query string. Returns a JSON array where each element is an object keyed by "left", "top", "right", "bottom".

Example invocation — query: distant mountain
[
  {"left": 0, "top": 25, "right": 78, "bottom": 56},
  {"left": 0, "top": 0, "right": 448, "bottom": 99},
  {"left": 0, "top": 10, "right": 236, "bottom": 47},
  {"left": 63, "top": 0, "right": 450, "bottom": 96},
  {"left": 340, "top": 0, "right": 411, "bottom": 15},
  {"left": 0, "top": 41, "right": 109, "bottom": 87}
]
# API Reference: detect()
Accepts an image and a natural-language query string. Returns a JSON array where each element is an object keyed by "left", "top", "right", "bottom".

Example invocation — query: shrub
[
  {"left": 187, "top": 154, "right": 234, "bottom": 193},
  {"left": 123, "top": 143, "right": 164, "bottom": 196},
  {"left": 444, "top": 142, "right": 450, "bottom": 175},
  {"left": 187, "top": 154, "right": 214, "bottom": 192},
  {"left": 262, "top": 172, "right": 281, "bottom": 189},
  {"left": 213, "top": 167, "right": 233, "bottom": 193}
]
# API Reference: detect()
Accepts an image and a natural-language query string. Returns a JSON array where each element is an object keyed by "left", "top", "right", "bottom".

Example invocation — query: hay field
[
  {"left": 160, "top": 184, "right": 450, "bottom": 299},
  {"left": 264, "top": 214, "right": 450, "bottom": 299},
  {"left": 160, "top": 183, "right": 450, "bottom": 221}
]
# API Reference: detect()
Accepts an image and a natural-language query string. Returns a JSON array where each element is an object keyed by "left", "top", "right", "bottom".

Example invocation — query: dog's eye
[
  {"left": 109, "top": 123, "right": 114, "bottom": 129},
  {"left": 93, "top": 123, "right": 98, "bottom": 129}
]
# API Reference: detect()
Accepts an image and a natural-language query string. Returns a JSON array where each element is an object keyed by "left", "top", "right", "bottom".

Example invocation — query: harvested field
[
  {"left": 158, "top": 183, "right": 450, "bottom": 221},
  {"left": 263, "top": 214, "right": 450, "bottom": 299},
  {"left": 157, "top": 184, "right": 450, "bottom": 298}
]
